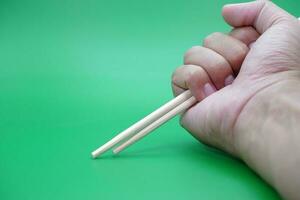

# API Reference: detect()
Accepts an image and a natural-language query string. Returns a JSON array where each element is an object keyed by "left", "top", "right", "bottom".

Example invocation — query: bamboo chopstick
[
  {"left": 91, "top": 90, "right": 193, "bottom": 158},
  {"left": 92, "top": 17, "right": 300, "bottom": 158},
  {"left": 113, "top": 96, "right": 197, "bottom": 154}
]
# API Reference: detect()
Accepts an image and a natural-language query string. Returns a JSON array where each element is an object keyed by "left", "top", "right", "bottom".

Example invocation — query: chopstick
[
  {"left": 91, "top": 90, "right": 193, "bottom": 158},
  {"left": 113, "top": 96, "right": 197, "bottom": 154},
  {"left": 93, "top": 18, "right": 300, "bottom": 158}
]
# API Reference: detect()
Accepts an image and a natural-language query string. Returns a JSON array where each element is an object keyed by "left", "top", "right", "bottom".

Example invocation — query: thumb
[
  {"left": 222, "top": 1, "right": 298, "bottom": 34},
  {"left": 180, "top": 85, "right": 243, "bottom": 156}
]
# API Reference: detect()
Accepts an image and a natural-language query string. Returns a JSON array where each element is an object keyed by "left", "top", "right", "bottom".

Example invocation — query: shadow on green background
[{"left": 1, "top": 0, "right": 299, "bottom": 199}]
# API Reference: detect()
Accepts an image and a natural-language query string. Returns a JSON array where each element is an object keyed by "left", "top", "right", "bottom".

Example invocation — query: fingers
[
  {"left": 184, "top": 46, "right": 233, "bottom": 90},
  {"left": 173, "top": 31, "right": 251, "bottom": 100},
  {"left": 171, "top": 65, "right": 215, "bottom": 101},
  {"left": 184, "top": 28, "right": 260, "bottom": 93},
  {"left": 222, "top": 1, "right": 296, "bottom": 34},
  {"left": 229, "top": 26, "right": 260, "bottom": 46},
  {"left": 203, "top": 32, "right": 249, "bottom": 74},
  {"left": 172, "top": 24, "right": 261, "bottom": 101}
]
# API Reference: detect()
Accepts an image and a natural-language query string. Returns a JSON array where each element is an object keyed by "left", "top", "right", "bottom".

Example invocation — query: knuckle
[
  {"left": 203, "top": 32, "right": 223, "bottom": 45},
  {"left": 237, "top": 27, "right": 249, "bottom": 35},
  {"left": 230, "top": 43, "right": 249, "bottom": 66},
  {"left": 203, "top": 36, "right": 211, "bottom": 46},
  {"left": 239, "top": 43, "right": 249, "bottom": 55},
  {"left": 215, "top": 59, "right": 231, "bottom": 73},
  {"left": 243, "top": 26, "right": 253, "bottom": 34},
  {"left": 171, "top": 65, "right": 186, "bottom": 85},
  {"left": 184, "top": 65, "right": 197, "bottom": 80},
  {"left": 187, "top": 66, "right": 207, "bottom": 86},
  {"left": 171, "top": 68, "right": 180, "bottom": 83},
  {"left": 184, "top": 46, "right": 201, "bottom": 60},
  {"left": 211, "top": 32, "right": 223, "bottom": 38},
  {"left": 193, "top": 66, "right": 207, "bottom": 81},
  {"left": 232, "top": 44, "right": 249, "bottom": 64},
  {"left": 172, "top": 65, "right": 207, "bottom": 89}
]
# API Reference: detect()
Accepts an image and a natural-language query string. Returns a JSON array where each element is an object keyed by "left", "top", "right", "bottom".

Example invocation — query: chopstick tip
[
  {"left": 91, "top": 151, "right": 98, "bottom": 159},
  {"left": 112, "top": 148, "right": 120, "bottom": 154}
]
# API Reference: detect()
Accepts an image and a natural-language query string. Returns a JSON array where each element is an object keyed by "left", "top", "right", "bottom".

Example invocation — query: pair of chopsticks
[
  {"left": 92, "top": 17, "right": 300, "bottom": 158},
  {"left": 91, "top": 90, "right": 196, "bottom": 158}
]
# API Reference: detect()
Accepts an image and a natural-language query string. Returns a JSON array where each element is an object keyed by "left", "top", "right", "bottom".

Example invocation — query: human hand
[{"left": 171, "top": 1, "right": 300, "bottom": 199}]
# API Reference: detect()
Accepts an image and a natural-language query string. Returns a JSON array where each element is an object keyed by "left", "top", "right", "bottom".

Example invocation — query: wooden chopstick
[
  {"left": 113, "top": 96, "right": 197, "bottom": 154},
  {"left": 91, "top": 90, "right": 193, "bottom": 158}
]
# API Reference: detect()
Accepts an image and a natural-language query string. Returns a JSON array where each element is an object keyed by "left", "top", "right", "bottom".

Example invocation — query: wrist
[{"left": 233, "top": 79, "right": 300, "bottom": 199}]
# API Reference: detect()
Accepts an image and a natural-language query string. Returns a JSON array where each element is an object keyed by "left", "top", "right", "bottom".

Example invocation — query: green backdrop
[{"left": 1, "top": 0, "right": 299, "bottom": 199}]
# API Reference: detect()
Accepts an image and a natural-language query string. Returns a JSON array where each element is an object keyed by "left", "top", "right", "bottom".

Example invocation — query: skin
[{"left": 171, "top": 1, "right": 300, "bottom": 199}]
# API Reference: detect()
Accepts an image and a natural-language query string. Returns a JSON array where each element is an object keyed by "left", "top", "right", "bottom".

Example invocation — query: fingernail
[
  {"left": 203, "top": 83, "right": 216, "bottom": 96},
  {"left": 225, "top": 75, "right": 234, "bottom": 86}
]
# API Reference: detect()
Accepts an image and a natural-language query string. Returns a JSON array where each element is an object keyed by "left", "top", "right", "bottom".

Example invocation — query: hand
[{"left": 171, "top": 1, "right": 300, "bottom": 199}]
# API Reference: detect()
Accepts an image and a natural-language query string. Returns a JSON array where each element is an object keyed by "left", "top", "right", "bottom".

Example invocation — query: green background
[{"left": 0, "top": 0, "right": 299, "bottom": 199}]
